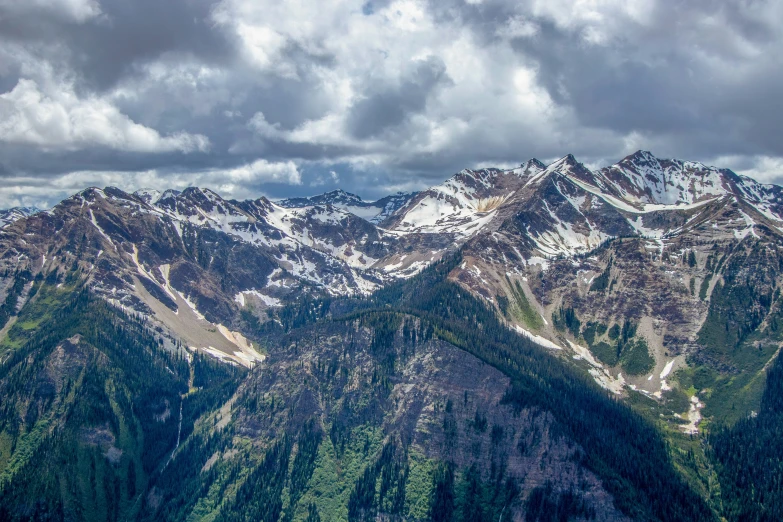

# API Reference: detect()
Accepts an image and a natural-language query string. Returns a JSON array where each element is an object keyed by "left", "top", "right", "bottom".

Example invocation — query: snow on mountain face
[
  {"left": 515, "top": 173, "right": 632, "bottom": 258},
  {"left": 148, "top": 187, "right": 393, "bottom": 292},
  {"left": 0, "top": 206, "right": 40, "bottom": 228},
  {"left": 114, "top": 150, "right": 779, "bottom": 290},
  {"left": 46, "top": 185, "right": 413, "bottom": 307},
  {"left": 368, "top": 192, "right": 419, "bottom": 224},
  {"left": 596, "top": 150, "right": 743, "bottom": 209},
  {"left": 383, "top": 160, "right": 545, "bottom": 236},
  {"left": 133, "top": 188, "right": 162, "bottom": 205},
  {"left": 538, "top": 155, "right": 598, "bottom": 187},
  {"left": 4, "top": 151, "right": 779, "bottom": 316},
  {"left": 447, "top": 151, "right": 783, "bottom": 270},
  {"left": 446, "top": 154, "right": 783, "bottom": 406},
  {"left": 131, "top": 152, "right": 777, "bottom": 280},
  {"left": 278, "top": 189, "right": 417, "bottom": 224}
]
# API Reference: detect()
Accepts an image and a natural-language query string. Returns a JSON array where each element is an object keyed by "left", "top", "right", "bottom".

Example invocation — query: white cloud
[
  {"left": 248, "top": 112, "right": 284, "bottom": 139},
  {"left": 0, "top": 158, "right": 302, "bottom": 208},
  {"left": 234, "top": 24, "right": 293, "bottom": 76},
  {"left": 0, "top": 79, "right": 210, "bottom": 153},
  {"left": 718, "top": 155, "right": 783, "bottom": 185},
  {"left": 217, "top": 159, "right": 302, "bottom": 185},
  {"left": 226, "top": 0, "right": 564, "bottom": 171},
  {"left": 496, "top": 16, "right": 540, "bottom": 39},
  {"left": 308, "top": 169, "right": 341, "bottom": 187},
  {"left": 530, "top": 0, "right": 655, "bottom": 44}
]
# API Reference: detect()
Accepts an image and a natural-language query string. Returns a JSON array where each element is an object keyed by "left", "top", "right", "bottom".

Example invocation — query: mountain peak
[
  {"left": 0, "top": 206, "right": 40, "bottom": 228},
  {"left": 598, "top": 151, "right": 746, "bottom": 206},
  {"left": 544, "top": 154, "right": 592, "bottom": 177},
  {"left": 523, "top": 158, "right": 546, "bottom": 170},
  {"left": 75, "top": 186, "right": 105, "bottom": 199},
  {"left": 321, "top": 189, "right": 363, "bottom": 203},
  {"left": 157, "top": 189, "right": 181, "bottom": 201},
  {"left": 326, "top": 189, "right": 353, "bottom": 196},
  {"left": 631, "top": 149, "right": 655, "bottom": 158},
  {"left": 134, "top": 188, "right": 162, "bottom": 205},
  {"left": 278, "top": 189, "right": 366, "bottom": 209},
  {"left": 619, "top": 150, "right": 659, "bottom": 167},
  {"left": 548, "top": 153, "right": 580, "bottom": 168}
]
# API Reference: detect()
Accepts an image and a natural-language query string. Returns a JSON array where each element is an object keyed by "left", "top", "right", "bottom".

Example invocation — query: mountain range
[
  {"left": 0, "top": 206, "right": 40, "bottom": 228},
  {"left": 0, "top": 150, "right": 781, "bottom": 521}
]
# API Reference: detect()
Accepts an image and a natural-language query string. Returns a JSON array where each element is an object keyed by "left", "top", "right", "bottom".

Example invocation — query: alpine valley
[{"left": 1, "top": 150, "right": 782, "bottom": 521}]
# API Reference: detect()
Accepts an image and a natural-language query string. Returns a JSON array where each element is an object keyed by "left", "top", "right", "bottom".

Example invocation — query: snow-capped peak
[
  {"left": 278, "top": 189, "right": 416, "bottom": 224},
  {"left": 0, "top": 206, "right": 41, "bottom": 228},
  {"left": 520, "top": 158, "right": 546, "bottom": 173},
  {"left": 157, "top": 189, "right": 182, "bottom": 202},
  {"left": 278, "top": 189, "right": 364, "bottom": 208},
  {"left": 134, "top": 188, "right": 162, "bottom": 205},
  {"left": 600, "top": 150, "right": 736, "bottom": 206},
  {"left": 384, "top": 165, "right": 529, "bottom": 236}
]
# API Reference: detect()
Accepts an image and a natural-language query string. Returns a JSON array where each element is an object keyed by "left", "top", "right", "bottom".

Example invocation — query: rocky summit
[{"left": 1, "top": 151, "right": 782, "bottom": 521}]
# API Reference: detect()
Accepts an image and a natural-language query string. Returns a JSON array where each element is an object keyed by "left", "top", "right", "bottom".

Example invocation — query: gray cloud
[
  {"left": 0, "top": 0, "right": 236, "bottom": 92},
  {"left": 443, "top": 0, "right": 783, "bottom": 160},
  {"left": 0, "top": 0, "right": 781, "bottom": 208},
  {"left": 346, "top": 55, "right": 451, "bottom": 138}
]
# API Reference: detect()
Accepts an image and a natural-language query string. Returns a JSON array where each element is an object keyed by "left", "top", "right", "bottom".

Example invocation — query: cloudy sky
[{"left": 0, "top": 0, "right": 781, "bottom": 208}]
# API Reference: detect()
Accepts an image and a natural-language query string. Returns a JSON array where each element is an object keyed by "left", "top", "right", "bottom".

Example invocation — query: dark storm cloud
[
  {"left": 346, "top": 56, "right": 451, "bottom": 138},
  {"left": 0, "top": 0, "right": 236, "bottom": 92},
  {"left": 113, "top": 66, "right": 335, "bottom": 152},
  {"left": 432, "top": 0, "right": 783, "bottom": 160},
  {"left": 512, "top": 22, "right": 706, "bottom": 132},
  {"left": 0, "top": 0, "right": 781, "bottom": 207}
]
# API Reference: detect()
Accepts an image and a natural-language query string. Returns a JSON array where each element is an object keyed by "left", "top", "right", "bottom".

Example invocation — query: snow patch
[
  {"left": 234, "top": 289, "right": 282, "bottom": 308},
  {"left": 513, "top": 325, "right": 562, "bottom": 350},
  {"left": 177, "top": 291, "right": 205, "bottom": 321},
  {"left": 660, "top": 359, "right": 675, "bottom": 379},
  {"left": 567, "top": 340, "right": 625, "bottom": 394},
  {"left": 89, "top": 209, "right": 116, "bottom": 250}
]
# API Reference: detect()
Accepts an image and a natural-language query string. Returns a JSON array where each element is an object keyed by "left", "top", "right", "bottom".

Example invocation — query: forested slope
[
  {"left": 0, "top": 274, "right": 242, "bottom": 522},
  {"left": 710, "top": 347, "right": 783, "bottom": 521}
]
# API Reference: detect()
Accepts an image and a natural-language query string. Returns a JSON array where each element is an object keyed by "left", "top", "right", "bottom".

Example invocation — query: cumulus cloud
[
  {"left": 216, "top": 159, "right": 302, "bottom": 186},
  {"left": 0, "top": 0, "right": 781, "bottom": 206},
  {"left": 0, "top": 159, "right": 301, "bottom": 208},
  {"left": 0, "top": 79, "right": 210, "bottom": 153}
]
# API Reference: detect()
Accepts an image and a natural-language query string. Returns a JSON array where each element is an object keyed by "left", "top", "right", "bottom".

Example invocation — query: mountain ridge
[{"left": 1, "top": 150, "right": 781, "bottom": 415}]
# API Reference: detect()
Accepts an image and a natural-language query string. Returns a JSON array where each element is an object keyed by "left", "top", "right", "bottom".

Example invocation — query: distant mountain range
[
  {"left": 1, "top": 150, "right": 781, "bottom": 378},
  {"left": 0, "top": 206, "right": 40, "bottom": 228}
]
